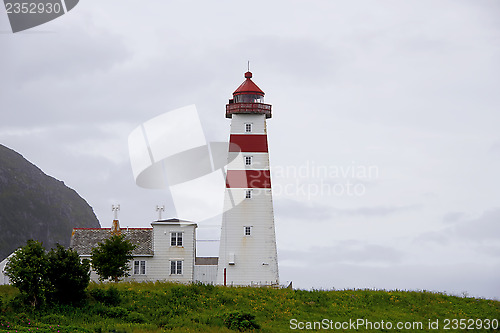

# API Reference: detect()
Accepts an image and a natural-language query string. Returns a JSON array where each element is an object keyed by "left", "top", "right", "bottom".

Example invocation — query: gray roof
[
  {"left": 151, "top": 218, "right": 197, "bottom": 227},
  {"left": 70, "top": 228, "right": 153, "bottom": 256}
]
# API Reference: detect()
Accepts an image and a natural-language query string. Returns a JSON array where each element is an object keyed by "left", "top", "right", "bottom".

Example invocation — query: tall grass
[{"left": 0, "top": 282, "right": 498, "bottom": 332}]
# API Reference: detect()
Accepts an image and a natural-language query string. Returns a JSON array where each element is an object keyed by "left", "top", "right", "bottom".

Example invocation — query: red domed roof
[{"left": 233, "top": 71, "right": 265, "bottom": 96}]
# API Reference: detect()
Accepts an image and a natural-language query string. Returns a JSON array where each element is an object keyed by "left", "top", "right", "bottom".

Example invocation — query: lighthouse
[{"left": 217, "top": 71, "right": 279, "bottom": 286}]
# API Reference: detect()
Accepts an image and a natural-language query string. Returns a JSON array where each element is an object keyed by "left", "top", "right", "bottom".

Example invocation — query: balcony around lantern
[{"left": 225, "top": 102, "right": 272, "bottom": 118}]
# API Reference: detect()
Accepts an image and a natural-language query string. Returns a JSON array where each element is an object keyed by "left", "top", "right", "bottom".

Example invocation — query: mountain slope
[{"left": 0, "top": 144, "right": 100, "bottom": 261}]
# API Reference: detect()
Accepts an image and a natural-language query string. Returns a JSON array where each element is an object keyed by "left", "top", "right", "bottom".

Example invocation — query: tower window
[
  {"left": 244, "top": 226, "right": 252, "bottom": 236},
  {"left": 133, "top": 260, "right": 146, "bottom": 275},
  {"left": 245, "top": 123, "right": 252, "bottom": 133},
  {"left": 170, "top": 260, "right": 183, "bottom": 275},
  {"left": 171, "top": 232, "right": 183, "bottom": 246},
  {"left": 245, "top": 189, "right": 252, "bottom": 199},
  {"left": 245, "top": 156, "right": 252, "bottom": 166}
]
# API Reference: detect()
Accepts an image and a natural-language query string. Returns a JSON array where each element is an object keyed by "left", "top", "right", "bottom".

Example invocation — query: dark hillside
[{"left": 0, "top": 144, "right": 100, "bottom": 261}]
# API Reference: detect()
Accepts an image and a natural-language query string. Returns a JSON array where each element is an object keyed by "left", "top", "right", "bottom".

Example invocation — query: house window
[
  {"left": 134, "top": 260, "right": 146, "bottom": 275},
  {"left": 245, "top": 123, "right": 252, "bottom": 133},
  {"left": 170, "top": 260, "right": 183, "bottom": 275},
  {"left": 244, "top": 226, "right": 252, "bottom": 236},
  {"left": 245, "top": 189, "right": 252, "bottom": 199},
  {"left": 171, "top": 232, "right": 183, "bottom": 246},
  {"left": 245, "top": 156, "right": 252, "bottom": 166}
]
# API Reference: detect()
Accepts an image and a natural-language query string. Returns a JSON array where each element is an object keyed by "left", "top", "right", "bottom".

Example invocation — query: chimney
[
  {"left": 111, "top": 204, "right": 121, "bottom": 235},
  {"left": 111, "top": 219, "right": 121, "bottom": 235}
]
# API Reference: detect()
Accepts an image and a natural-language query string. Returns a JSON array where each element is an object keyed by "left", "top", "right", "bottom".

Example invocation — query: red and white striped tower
[{"left": 217, "top": 71, "right": 279, "bottom": 286}]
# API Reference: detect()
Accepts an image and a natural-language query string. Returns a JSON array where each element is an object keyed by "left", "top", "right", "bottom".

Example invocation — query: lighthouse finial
[{"left": 247, "top": 60, "right": 250, "bottom": 72}]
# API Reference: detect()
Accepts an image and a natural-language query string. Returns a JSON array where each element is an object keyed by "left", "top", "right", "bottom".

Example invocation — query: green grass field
[{"left": 0, "top": 282, "right": 498, "bottom": 332}]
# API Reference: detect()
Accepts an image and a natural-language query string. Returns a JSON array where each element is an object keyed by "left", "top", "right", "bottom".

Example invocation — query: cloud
[
  {"left": 0, "top": 25, "right": 131, "bottom": 127},
  {"left": 280, "top": 241, "right": 404, "bottom": 267},
  {"left": 442, "top": 211, "right": 467, "bottom": 224},
  {"left": 280, "top": 262, "right": 500, "bottom": 300},
  {"left": 274, "top": 197, "right": 421, "bottom": 222},
  {"left": 274, "top": 198, "right": 332, "bottom": 221},
  {"left": 489, "top": 142, "right": 500, "bottom": 154},
  {"left": 333, "top": 204, "right": 422, "bottom": 217},
  {"left": 453, "top": 209, "right": 500, "bottom": 242},
  {"left": 412, "top": 208, "right": 500, "bottom": 258}
]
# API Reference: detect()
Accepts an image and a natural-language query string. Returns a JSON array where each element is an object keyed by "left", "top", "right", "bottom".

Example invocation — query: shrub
[
  {"left": 92, "top": 303, "right": 129, "bottom": 319},
  {"left": 91, "top": 235, "right": 136, "bottom": 282},
  {"left": 4, "top": 240, "right": 49, "bottom": 307},
  {"left": 126, "top": 311, "right": 147, "bottom": 323},
  {"left": 8, "top": 293, "right": 29, "bottom": 311},
  {"left": 104, "top": 306, "right": 128, "bottom": 318},
  {"left": 90, "top": 287, "right": 121, "bottom": 306},
  {"left": 47, "top": 244, "right": 90, "bottom": 305},
  {"left": 40, "top": 313, "right": 69, "bottom": 325},
  {"left": 223, "top": 311, "right": 260, "bottom": 331},
  {"left": 4, "top": 241, "right": 90, "bottom": 307}
]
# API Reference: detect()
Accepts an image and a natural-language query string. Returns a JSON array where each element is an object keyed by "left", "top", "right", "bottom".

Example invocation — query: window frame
[
  {"left": 170, "top": 232, "right": 183, "bottom": 247},
  {"left": 245, "top": 156, "right": 252, "bottom": 166},
  {"left": 245, "top": 123, "right": 253, "bottom": 133},
  {"left": 244, "top": 226, "right": 252, "bottom": 236},
  {"left": 133, "top": 260, "right": 146, "bottom": 275},
  {"left": 170, "top": 260, "right": 183, "bottom": 275},
  {"left": 245, "top": 189, "right": 252, "bottom": 199}
]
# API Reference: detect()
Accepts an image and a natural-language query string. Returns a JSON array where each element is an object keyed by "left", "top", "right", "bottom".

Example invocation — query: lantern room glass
[{"left": 234, "top": 94, "right": 264, "bottom": 103}]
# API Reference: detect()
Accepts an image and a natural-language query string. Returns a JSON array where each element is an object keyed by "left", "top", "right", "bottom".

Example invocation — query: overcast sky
[{"left": 1, "top": 0, "right": 499, "bottom": 299}]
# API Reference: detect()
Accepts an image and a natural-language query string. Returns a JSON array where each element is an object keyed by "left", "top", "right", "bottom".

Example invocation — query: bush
[
  {"left": 93, "top": 304, "right": 128, "bottom": 319},
  {"left": 126, "top": 311, "right": 146, "bottom": 323},
  {"left": 223, "top": 311, "right": 260, "bottom": 331},
  {"left": 4, "top": 240, "right": 90, "bottom": 307},
  {"left": 91, "top": 235, "right": 136, "bottom": 282},
  {"left": 40, "top": 313, "right": 69, "bottom": 325},
  {"left": 8, "top": 293, "right": 30, "bottom": 312},
  {"left": 104, "top": 307, "right": 128, "bottom": 318},
  {"left": 90, "top": 287, "right": 121, "bottom": 306},
  {"left": 4, "top": 240, "right": 49, "bottom": 307},
  {"left": 47, "top": 244, "right": 90, "bottom": 305}
]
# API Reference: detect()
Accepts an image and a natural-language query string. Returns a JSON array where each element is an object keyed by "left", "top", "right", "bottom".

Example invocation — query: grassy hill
[{"left": 0, "top": 282, "right": 499, "bottom": 332}]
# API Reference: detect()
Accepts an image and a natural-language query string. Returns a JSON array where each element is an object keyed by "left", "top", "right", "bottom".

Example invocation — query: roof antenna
[
  {"left": 112, "top": 204, "right": 120, "bottom": 220},
  {"left": 111, "top": 204, "right": 121, "bottom": 235},
  {"left": 156, "top": 205, "right": 165, "bottom": 221}
]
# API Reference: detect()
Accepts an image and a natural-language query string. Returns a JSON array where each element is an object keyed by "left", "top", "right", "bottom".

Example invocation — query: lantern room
[{"left": 226, "top": 71, "right": 272, "bottom": 118}]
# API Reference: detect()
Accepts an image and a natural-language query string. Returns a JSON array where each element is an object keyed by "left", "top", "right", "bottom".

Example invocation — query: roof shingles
[{"left": 70, "top": 228, "right": 153, "bottom": 256}]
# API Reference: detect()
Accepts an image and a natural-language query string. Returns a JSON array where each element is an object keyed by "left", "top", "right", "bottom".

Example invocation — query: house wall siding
[{"left": 194, "top": 265, "right": 218, "bottom": 284}]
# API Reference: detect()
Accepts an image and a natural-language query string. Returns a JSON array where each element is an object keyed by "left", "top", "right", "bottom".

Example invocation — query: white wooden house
[
  {"left": 0, "top": 253, "right": 13, "bottom": 285},
  {"left": 69, "top": 218, "right": 218, "bottom": 283}
]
